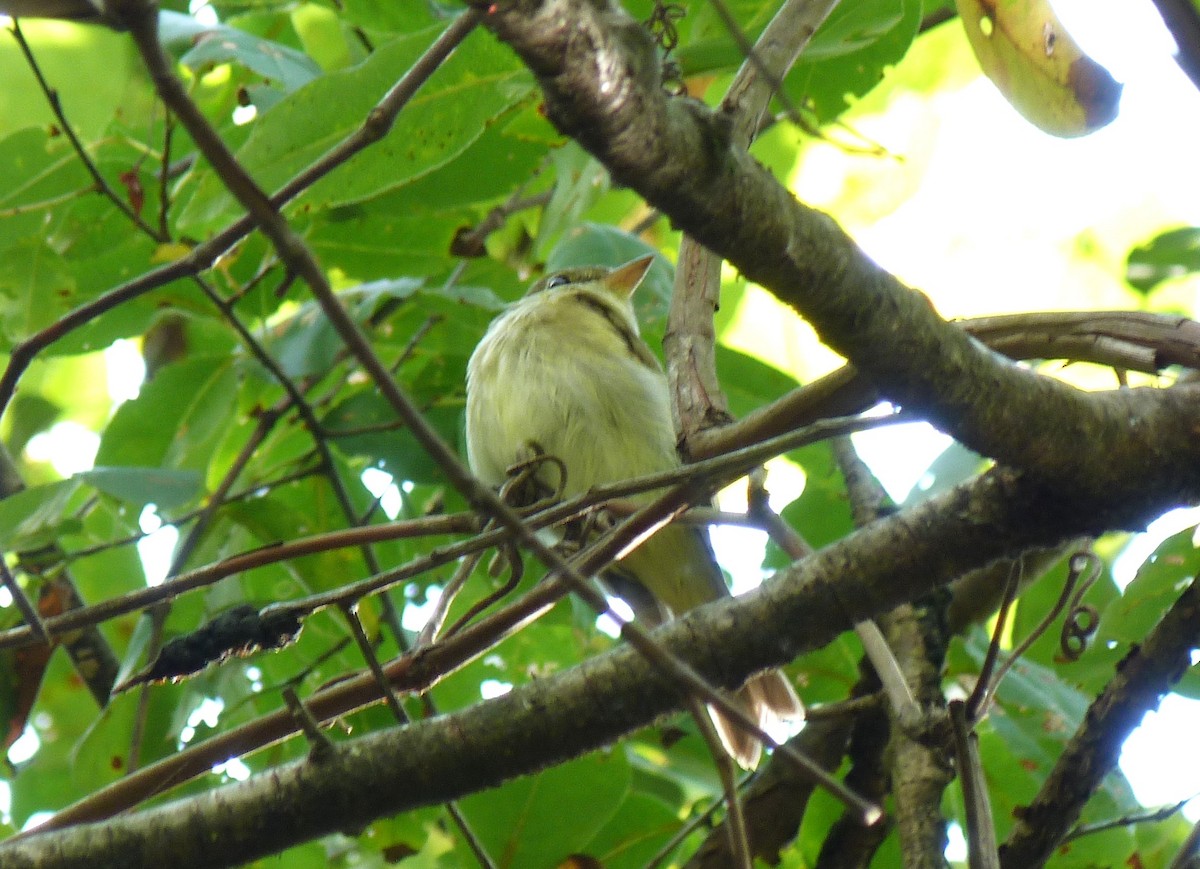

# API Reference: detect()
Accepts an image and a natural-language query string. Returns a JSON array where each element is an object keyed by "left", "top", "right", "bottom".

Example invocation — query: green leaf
[
  {"left": 115, "top": 613, "right": 157, "bottom": 692},
  {"left": 339, "top": 0, "right": 442, "bottom": 34},
  {"left": 900, "top": 442, "right": 985, "bottom": 506},
  {"left": 59, "top": 497, "right": 147, "bottom": 599},
  {"left": 1126, "top": 227, "right": 1200, "bottom": 295},
  {"left": 715, "top": 344, "right": 800, "bottom": 419},
  {"left": 765, "top": 442, "right": 853, "bottom": 567},
  {"left": 958, "top": 627, "right": 1090, "bottom": 723},
  {"left": 0, "top": 129, "right": 90, "bottom": 247},
  {"left": 1097, "top": 527, "right": 1200, "bottom": 646},
  {"left": 786, "top": 0, "right": 922, "bottom": 122},
  {"left": 0, "top": 27, "right": 144, "bottom": 142},
  {"left": 670, "top": 0, "right": 794, "bottom": 75},
  {"left": 951, "top": 627, "right": 1142, "bottom": 847},
  {"left": 803, "top": 0, "right": 906, "bottom": 60},
  {"left": 95, "top": 357, "right": 237, "bottom": 470},
  {"left": 171, "top": 15, "right": 322, "bottom": 92},
  {"left": 307, "top": 204, "right": 468, "bottom": 280},
  {"left": 537, "top": 145, "right": 612, "bottom": 256},
  {"left": 0, "top": 479, "right": 83, "bottom": 551},
  {"left": 582, "top": 790, "right": 682, "bottom": 868},
  {"left": 177, "top": 27, "right": 534, "bottom": 230},
  {"left": 955, "top": 0, "right": 1121, "bottom": 138},
  {"left": 4, "top": 393, "right": 61, "bottom": 458},
  {"left": 324, "top": 390, "right": 461, "bottom": 484},
  {"left": 789, "top": 630, "right": 862, "bottom": 706},
  {"left": 457, "top": 749, "right": 631, "bottom": 868},
  {"left": 267, "top": 299, "right": 354, "bottom": 380},
  {"left": 71, "top": 679, "right": 187, "bottom": 790},
  {"left": 0, "top": 237, "right": 76, "bottom": 348},
  {"left": 224, "top": 496, "right": 365, "bottom": 595},
  {"left": 79, "top": 467, "right": 204, "bottom": 510},
  {"left": 375, "top": 107, "right": 550, "bottom": 212},
  {"left": 0, "top": 188, "right": 157, "bottom": 347},
  {"left": 290, "top": 2, "right": 353, "bottom": 72},
  {"left": 8, "top": 648, "right": 107, "bottom": 822}
]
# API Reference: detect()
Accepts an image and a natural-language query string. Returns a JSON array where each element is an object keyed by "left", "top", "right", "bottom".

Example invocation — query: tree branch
[
  {"left": 665, "top": 0, "right": 839, "bottom": 444},
  {"left": 6, "top": 450, "right": 1200, "bottom": 865},
  {"left": 691, "top": 310, "right": 1200, "bottom": 460},
  {"left": 478, "top": 0, "right": 1199, "bottom": 501},
  {"left": 999, "top": 577, "right": 1200, "bottom": 867}
]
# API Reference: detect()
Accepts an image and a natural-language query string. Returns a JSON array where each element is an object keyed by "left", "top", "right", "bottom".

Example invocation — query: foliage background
[{"left": 0, "top": 0, "right": 1198, "bottom": 866}]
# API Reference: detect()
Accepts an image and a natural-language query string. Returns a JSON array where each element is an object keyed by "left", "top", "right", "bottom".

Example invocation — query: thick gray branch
[
  {"left": 6, "top": 454, "right": 1200, "bottom": 867},
  {"left": 479, "top": 0, "right": 1200, "bottom": 503}
]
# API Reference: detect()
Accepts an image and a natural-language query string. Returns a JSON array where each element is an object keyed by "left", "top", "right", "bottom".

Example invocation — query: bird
[{"left": 465, "top": 253, "right": 802, "bottom": 766}]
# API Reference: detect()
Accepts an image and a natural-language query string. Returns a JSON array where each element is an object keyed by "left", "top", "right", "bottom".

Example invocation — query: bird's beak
[{"left": 603, "top": 254, "right": 656, "bottom": 298}]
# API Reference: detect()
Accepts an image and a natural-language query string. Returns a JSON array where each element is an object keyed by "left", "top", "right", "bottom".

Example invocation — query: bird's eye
[{"left": 545, "top": 274, "right": 570, "bottom": 289}]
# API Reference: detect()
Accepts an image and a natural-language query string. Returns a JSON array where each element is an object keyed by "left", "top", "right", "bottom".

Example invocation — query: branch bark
[
  {"left": 999, "top": 578, "right": 1200, "bottom": 867},
  {"left": 478, "top": 0, "right": 1200, "bottom": 504},
  {"left": 665, "top": 0, "right": 839, "bottom": 445},
  {"left": 5, "top": 456, "right": 1200, "bottom": 866},
  {"left": 6, "top": 3, "right": 1199, "bottom": 865}
]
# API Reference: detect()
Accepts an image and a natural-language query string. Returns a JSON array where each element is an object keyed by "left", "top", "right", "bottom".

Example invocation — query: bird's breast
[{"left": 466, "top": 299, "right": 677, "bottom": 495}]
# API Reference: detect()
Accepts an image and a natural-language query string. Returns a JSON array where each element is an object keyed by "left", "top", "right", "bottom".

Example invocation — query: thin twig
[
  {"left": 194, "top": 275, "right": 405, "bottom": 596},
  {"left": 156, "top": 109, "right": 174, "bottom": 238},
  {"left": 964, "top": 560, "right": 1022, "bottom": 721},
  {"left": 646, "top": 770, "right": 754, "bottom": 869},
  {"left": 443, "top": 801, "right": 499, "bottom": 869},
  {"left": 341, "top": 603, "right": 406, "bottom": 723},
  {"left": 0, "top": 7, "right": 483, "bottom": 422},
  {"left": 668, "top": 0, "right": 841, "bottom": 447},
  {"left": 24, "top": 3, "right": 908, "bottom": 815},
  {"left": 0, "top": 411, "right": 905, "bottom": 654},
  {"left": 969, "top": 550, "right": 1100, "bottom": 722},
  {"left": 828, "top": 437, "right": 922, "bottom": 722},
  {"left": 1001, "top": 578, "right": 1200, "bottom": 866},
  {"left": 1066, "top": 795, "right": 1198, "bottom": 842},
  {"left": 0, "top": 562, "right": 48, "bottom": 643},
  {"left": 1169, "top": 814, "right": 1200, "bottom": 869},
  {"left": 282, "top": 686, "right": 334, "bottom": 760},
  {"left": 10, "top": 19, "right": 167, "bottom": 240},
  {"left": 272, "top": 413, "right": 904, "bottom": 627},
  {"left": 704, "top": 0, "right": 808, "bottom": 128},
  {"left": 61, "top": 462, "right": 324, "bottom": 563},
  {"left": 688, "top": 696, "right": 752, "bottom": 869},
  {"left": 949, "top": 700, "right": 1000, "bottom": 869},
  {"left": 0, "top": 512, "right": 478, "bottom": 651},
  {"left": 415, "top": 551, "right": 484, "bottom": 648},
  {"left": 31, "top": 569, "right": 570, "bottom": 832}
]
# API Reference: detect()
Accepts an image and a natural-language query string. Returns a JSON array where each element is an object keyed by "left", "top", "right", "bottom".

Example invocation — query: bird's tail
[{"left": 709, "top": 669, "right": 804, "bottom": 769}]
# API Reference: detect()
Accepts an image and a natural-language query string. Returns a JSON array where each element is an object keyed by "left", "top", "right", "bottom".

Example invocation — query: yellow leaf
[
  {"left": 955, "top": 0, "right": 1122, "bottom": 137},
  {"left": 150, "top": 241, "right": 193, "bottom": 264}
]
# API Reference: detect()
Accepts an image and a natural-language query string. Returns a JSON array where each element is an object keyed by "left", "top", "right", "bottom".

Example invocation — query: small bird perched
[{"left": 466, "top": 254, "right": 802, "bottom": 766}]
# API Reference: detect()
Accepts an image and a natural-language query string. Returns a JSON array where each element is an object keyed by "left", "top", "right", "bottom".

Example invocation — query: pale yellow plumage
[{"left": 465, "top": 255, "right": 802, "bottom": 766}]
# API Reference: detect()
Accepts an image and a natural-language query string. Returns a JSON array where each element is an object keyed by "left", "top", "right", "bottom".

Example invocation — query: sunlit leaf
[
  {"left": 171, "top": 14, "right": 323, "bottom": 92},
  {"left": 1097, "top": 527, "right": 1200, "bottom": 647},
  {"left": 1126, "top": 227, "right": 1200, "bottom": 295},
  {"left": 786, "top": 0, "right": 922, "bottom": 121},
  {"left": 954, "top": 0, "right": 1121, "bottom": 136}
]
